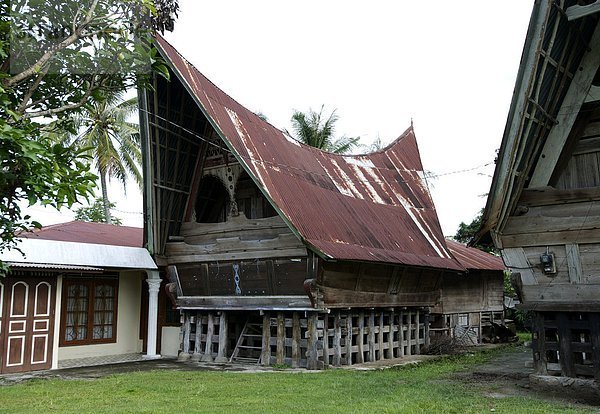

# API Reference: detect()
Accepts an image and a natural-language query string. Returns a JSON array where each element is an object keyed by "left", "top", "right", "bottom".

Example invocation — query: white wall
[
  {"left": 161, "top": 327, "right": 181, "bottom": 358},
  {"left": 57, "top": 271, "right": 144, "bottom": 362}
]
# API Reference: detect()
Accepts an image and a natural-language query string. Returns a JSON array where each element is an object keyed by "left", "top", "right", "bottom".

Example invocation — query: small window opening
[{"left": 195, "top": 176, "right": 230, "bottom": 223}]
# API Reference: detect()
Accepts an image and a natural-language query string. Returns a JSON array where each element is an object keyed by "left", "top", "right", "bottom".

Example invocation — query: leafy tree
[
  {"left": 74, "top": 197, "right": 122, "bottom": 225},
  {"left": 453, "top": 208, "right": 496, "bottom": 253},
  {"left": 0, "top": 0, "right": 178, "bottom": 258},
  {"left": 286, "top": 105, "right": 360, "bottom": 154},
  {"left": 59, "top": 92, "right": 141, "bottom": 224}
]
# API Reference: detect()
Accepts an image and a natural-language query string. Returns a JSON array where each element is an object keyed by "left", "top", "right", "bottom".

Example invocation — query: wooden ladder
[{"left": 229, "top": 318, "right": 264, "bottom": 364}]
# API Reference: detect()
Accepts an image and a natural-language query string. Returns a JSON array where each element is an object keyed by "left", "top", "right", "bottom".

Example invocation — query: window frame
[{"left": 60, "top": 277, "right": 119, "bottom": 347}]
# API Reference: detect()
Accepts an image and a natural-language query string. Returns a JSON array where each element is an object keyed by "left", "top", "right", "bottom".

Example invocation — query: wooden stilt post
[
  {"left": 357, "top": 311, "right": 365, "bottom": 363},
  {"left": 333, "top": 312, "right": 342, "bottom": 366},
  {"left": 292, "top": 312, "right": 301, "bottom": 368},
  {"left": 307, "top": 313, "right": 318, "bottom": 370},
  {"left": 557, "top": 313, "right": 575, "bottom": 377},
  {"left": 415, "top": 311, "right": 421, "bottom": 355},
  {"left": 387, "top": 309, "right": 395, "bottom": 359},
  {"left": 406, "top": 311, "right": 412, "bottom": 356},
  {"left": 368, "top": 311, "right": 376, "bottom": 362},
  {"left": 261, "top": 312, "right": 271, "bottom": 366},
  {"left": 423, "top": 310, "right": 430, "bottom": 349},
  {"left": 589, "top": 313, "right": 600, "bottom": 381},
  {"left": 201, "top": 313, "right": 214, "bottom": 362},
  {"left": 378, "top": 312, "right": 385, "bottom": 360},
  {"left": 179, "top": 312, "right": 192, "bottom": 361},
  {"left": 276, "top": 313, "right": 285, "bottom": 365},
  {"left": 532, "top": 312, "right": 547, "bottom": 375},
  {"left": 399, "top": 310, "right": 405, "bottom": 358},
  {"left": 346, "top": 314, "right": 353, "bottom": 366},
  {"left": 215, "top": 312, "right": 228, "bottom": 363},
  {"left": 322, "top": 314, "right": 329, "bottom": 368},
  {"left": 191, "top": 313, "right": 203, "bottom": 361}
]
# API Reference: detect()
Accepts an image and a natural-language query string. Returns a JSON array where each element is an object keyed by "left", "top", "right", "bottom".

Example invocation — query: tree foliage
[
  {"left": 58, "top": 92, "right": 141, "bottom": 224},
  {"left": 74, "top": 197, "right": 122, "bottom": 225},
  {"left": 0, "top": 0, "right": 177, "bottom": 258},
  {"left": 286, "top": 106, "right": 360, "bottom": 154},
  {"left": 453, "top": 208, "right": 496, "bottom": 253}
]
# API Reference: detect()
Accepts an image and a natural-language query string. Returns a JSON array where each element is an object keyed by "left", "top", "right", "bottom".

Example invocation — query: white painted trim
[
  {"left": 10, "top": 282, "right": 28, "bottom": 318},
  {"left": 34, "top": 282, "right": 51, "bottom": 317},
  {"left": 51, "top": 275, "right": 62, "bottom": 370},
  {"left": 33, "top": 319, "right": 49, "bottom": 332},
  {"left": 8, "top": 320, "right": 26, "bottom": 333},
  {"left": 30, "top": 334, "right": 48, "bottom": 365},
  {"left": 6, "top": 335, "right": 25, "bottom": 367}
]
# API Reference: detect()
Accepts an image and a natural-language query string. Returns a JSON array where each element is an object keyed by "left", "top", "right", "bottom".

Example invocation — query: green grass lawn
[{"left": 0, "top": 348, "right": 589, "bottom": 414}]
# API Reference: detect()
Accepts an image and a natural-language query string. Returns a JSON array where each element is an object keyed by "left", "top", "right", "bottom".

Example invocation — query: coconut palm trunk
[{"left": 99, "top": 170, "right": 112, "bottom": 224}]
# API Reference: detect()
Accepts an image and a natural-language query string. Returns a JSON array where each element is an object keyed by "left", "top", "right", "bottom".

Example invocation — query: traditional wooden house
[
  {"left": 0, "top": 222, "right": 160, "bottom": 373},
  {"left": 430, "top": 240, "right": 505, "bottom": 344},
  {"left": 476, "top": 1, "right": 600, "bottom": 379},
  {"left": 137, "top": 36, "right": 511, "bottom": 369}
]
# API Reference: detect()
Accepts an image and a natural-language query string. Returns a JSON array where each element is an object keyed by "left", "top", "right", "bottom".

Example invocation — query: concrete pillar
[{"left": 144, "top": 270, "right": 162, "bottom": 359}]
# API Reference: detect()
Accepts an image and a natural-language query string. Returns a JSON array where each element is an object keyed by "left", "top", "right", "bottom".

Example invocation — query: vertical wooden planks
[
  {"left": 292, "top": 312, "right": 301, "bottom": 368},
  {"left": 261, "top": 312, "right": 271, "bottom": 366}
]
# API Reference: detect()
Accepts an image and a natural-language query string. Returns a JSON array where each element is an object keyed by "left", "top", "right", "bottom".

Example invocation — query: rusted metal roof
[
  {"left": 445, "top": 239, "right": 505, "bottom": 271},
  {"left": 155, "top": 36, "right": 464, "bottom": 271},
  {"left": 20, "top": 221, "right": 143, "bottom": 248}
]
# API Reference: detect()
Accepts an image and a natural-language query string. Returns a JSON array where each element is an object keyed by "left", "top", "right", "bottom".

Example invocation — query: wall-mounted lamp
[{"left": 540, "top": 247, "right": 556, "bottom": 275}]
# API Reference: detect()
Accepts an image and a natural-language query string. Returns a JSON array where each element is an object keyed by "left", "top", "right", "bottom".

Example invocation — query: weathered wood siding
[
  {"left": 433, "top": 271, "right": 504, "bottom": 315},
  {"left": 316, "top": 262, "right": 443, "bottom": 309},
  {"left": 500, "top": 111, "right": 600, "bottom": 310}
]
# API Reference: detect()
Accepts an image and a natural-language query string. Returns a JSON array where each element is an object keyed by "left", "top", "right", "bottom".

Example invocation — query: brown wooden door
[{"left": 0, "top": 277, "right": 56, "bottom": 373}]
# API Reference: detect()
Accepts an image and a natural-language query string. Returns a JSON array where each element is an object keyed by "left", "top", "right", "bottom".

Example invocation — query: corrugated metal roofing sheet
[
  {"left": 20, "top": 221, "right": 143, "bottom": 248},
  {"left": 7, "top": 262, "right": 104, "bottom": 272},
  {"left": 445, "top": 239, "right": 505, "bottom": 271},
  {"left": 155, "top": 35, "right": 464, "bottom": 272}
]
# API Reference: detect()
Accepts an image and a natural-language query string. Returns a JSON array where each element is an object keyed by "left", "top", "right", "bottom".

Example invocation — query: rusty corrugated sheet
[
  {"left": 21, "top": 221, "right": 143, "bottom": 248},
  {"left": 155, "top": 36, "right": 463, "bottom": 271},
  {"left": 445, "top": 239, "right": 505, "bottom": 271}
]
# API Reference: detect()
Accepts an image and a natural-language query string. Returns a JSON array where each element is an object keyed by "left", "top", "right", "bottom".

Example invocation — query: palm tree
[
  {"left": 287, "top": 105, "right": 360, "bottom": 154},
  {"left": 62, "top": 92, "right": 141, "bottom": 224}
]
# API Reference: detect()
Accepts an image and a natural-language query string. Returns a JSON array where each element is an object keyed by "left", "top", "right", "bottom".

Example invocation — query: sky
[{"left": 28, "top": 0, "right": 534, "bottom": 237}]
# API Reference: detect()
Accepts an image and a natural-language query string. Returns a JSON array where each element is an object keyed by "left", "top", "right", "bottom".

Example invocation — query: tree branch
[
  {"left": 16, "top": 64, "right": 49, "bottom": 115},
  {"left": 21, "top": 76, "right": 99, "bottom": 119},
  {"left": 3, "top": 0, "right": 100, "bottom": 88}
]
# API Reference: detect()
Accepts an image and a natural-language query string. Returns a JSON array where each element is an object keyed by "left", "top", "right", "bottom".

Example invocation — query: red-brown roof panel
[
  {"left": 155, "top": 36, "right": 464, "bottom": 272},
  {"left": 21, "top": 221, "right": 143, "bottom": 248},
  {"left": 445, "top": 239, "right": 505, "bottom": 271}
]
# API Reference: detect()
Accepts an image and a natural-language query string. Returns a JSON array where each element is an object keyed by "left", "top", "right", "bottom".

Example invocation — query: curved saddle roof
[{"left": 155, "top": 35, "right": 464, "bottom": 271}]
